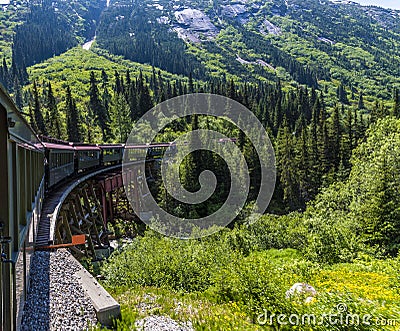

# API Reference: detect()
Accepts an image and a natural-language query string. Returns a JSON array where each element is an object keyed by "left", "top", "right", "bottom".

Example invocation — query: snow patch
[
  {"left": 328, "top": 0, "right": 357, "bottom": 4},
  {"left": 157, "top": 16, "right": 170, "bottom": 24},
  {"left": 236, "top": 55, "right": 253, "bottom": 65},
  {"left": 256, "top": 59, "right": 275, "bottom": 70},
  {"left": 260, "top": 19, "right": 282, "bottom": 36},
  {"left": 318, "top": 37, "right": 335, "bottom": 45},
  {"left": 148, "top": 3, "right": 164, "bottom": 10},
  {"left": 236, "top": 55, "right": 275, "bottom": 70},
  {"left": 82, "top": 37, "right": 96, "bottom": 50}
]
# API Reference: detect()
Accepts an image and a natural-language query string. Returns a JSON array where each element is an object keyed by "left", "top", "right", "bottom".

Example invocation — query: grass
[{"left": 95, "top": 243, "right": 400, "bottom": 331}]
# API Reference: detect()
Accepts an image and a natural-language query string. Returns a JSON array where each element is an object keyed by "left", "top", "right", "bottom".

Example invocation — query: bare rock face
[
  {"left": 221, "top": 4, "right": 247, "bottom": 17},
  {"left": 173, "top": 8, "right": 219, "bottom": 42}
]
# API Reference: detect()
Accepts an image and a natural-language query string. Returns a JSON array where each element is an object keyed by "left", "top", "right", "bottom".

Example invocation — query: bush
[
  {"left": 225, "top": 213, "right": 308, "bottom": 255},
  {"left": 102, "top": 231, "right": 241, "bottom": 292}
]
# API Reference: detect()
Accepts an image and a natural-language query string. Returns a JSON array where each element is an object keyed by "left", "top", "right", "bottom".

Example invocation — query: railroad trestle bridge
[{"left": 0, "top": 85, "right": 168, "bottom": 330}]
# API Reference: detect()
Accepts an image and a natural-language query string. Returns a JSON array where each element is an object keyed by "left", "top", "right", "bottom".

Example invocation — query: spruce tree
[
  {"left": 337, "top": 83, "right": 349, "bottom": 104},
  {"left": 138, "top": 83, "right": 153, "bottom": 118},
  {"left": 110, "top": 91, "right": 131, "bottom": 143},
  {"left": 353, "top": 108, "right": 359, "bottom": 145},
  {"left": 343, "top": 107, "right": 353, "bottom": 167},
  {"left": 188, "top": 72, "right": 194, "bottom": 94},
  {"left": 32, "top": 81, "right": 47, "bottom": 135},
  {"left": 330, "top": 104, "right": 342, "bottom": 170},
  {"left": 13, "top": 78, "right": 23, "bottom": 110},
  {"left": 89, "top": 71, "right": 110, "bottom": 142},
  {"left": 393, "top": 89, "right": 400, "bottom": 118},
  {"left": 45, "top": 82, "right": 62, "bottom": 138},
  {"left": 66, "top": 86, "right": 81, "bottom": 142},
  {"left": 28, "top": 103, "right": 38, "bottom": 133},
  {"left": 276, "top": 117, "right": 298, "bottom": 210},
  {"left": 295, "top": 115, "right": 310, "bottom": 206},
  {"left": 127, "top": 83, "right": 138, "bottom": 121},
  {"left": 358, "top": 92, "right": 365, "bottom": 109},
  {"left": 101, "top": 70, "right": 111, "bottom": 119}
]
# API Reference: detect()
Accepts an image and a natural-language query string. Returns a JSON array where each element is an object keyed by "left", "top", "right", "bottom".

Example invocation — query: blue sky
[{"left": 353, "top": 0, "right": 400, "bottom": 9}]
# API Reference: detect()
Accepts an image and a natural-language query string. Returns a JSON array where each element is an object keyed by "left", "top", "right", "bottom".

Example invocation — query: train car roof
[
  {"left": 124, "top": 142, "right": 174, "bottom": 148},
  {"left": 42, "top": 142, "right": 74, "bottom": 151},
  {"left": 98, "top": 144, "right": 124, "bottom": 148},
  {"left": 124, "top": 144, "right": 150, "bottom": 149},
  {"left": 73, "top": 144, "right": 101, "bottom": 151},
  {"left": 149, "top": 142, "right": 174, "bottom": 148}
]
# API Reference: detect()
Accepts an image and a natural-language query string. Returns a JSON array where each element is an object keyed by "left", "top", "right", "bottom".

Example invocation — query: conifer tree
[
  {"left": 138, "top": 83, "right": 153, "bottom": 118},
  {"left": 13, "top": 78, "right": 23, "bottom": 110},
  {"left": 295, "top": 115, "right": 310, "bottom": 206},
  {"left": 353, "top": 108, "right": 359, "bottom": 145},
  {"left": 28, "top": 103, "right": 38, "bottom": 133},
  {"left": 342, "top": 107, "right": 353, "bottom": 167},
  {"left": 32, "top": 81, "right": 47, "bottom": 135},
  {"left": 101, "top": 70, "right": 111, "bottom": 117},
  {"left": 114, "top": 71, "right": 122, "bottom": 95},
  {"left": 66, "top": 86, "right": 81, "bottom": 142},
  {"left": 276, "top": 117, "right": 298, "bottom": 210},
  {"left": 188, "top": 72, "right": 194, "bottom": 94},
  {"left": 393, "top": 89, "right": 400, "bottom": 118},
  {"left": 228, "top": 79, "right": 236, "bottom": 101},
  {"left": 89, "top": 71, "right": 110, "bottom": 142},
  {"left": 358, "top": 92, "right": 365, "bottom": 109},
  {"left": 370, "top": 100, "right": 379, "bottom": 123},
  {"left": 127, "top": 83, "right": 138, "bottom": 121},
  {"left": 330, "top": 104, "right": 342, "bottom": 170},
  {"left": 317, "top": 97, "right": 330, "bottom": 173},
  {"left": 110, "top": 91, "right": 131, "bottom": 143},
  {"left": 337, "top": 83, "right": 349, "bottom": 104},
  {"left": 45, "top": 82, "right": 61, "bottom": 138}
]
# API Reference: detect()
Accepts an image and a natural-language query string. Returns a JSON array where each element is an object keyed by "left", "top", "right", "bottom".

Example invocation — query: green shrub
[{"left": 102, "top": 231, "right": 241, "bottom": 292}]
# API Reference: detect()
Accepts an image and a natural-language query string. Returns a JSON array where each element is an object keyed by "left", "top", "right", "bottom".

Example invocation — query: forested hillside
[
  {"left": 0, "top": 0, "right": 106, "bottom": 93},
  {"left": 1, "top": 0, "right": 400, "bottom": 328},
  {"left": 0, "top": 0, "right": 398, "bottom": 218}
]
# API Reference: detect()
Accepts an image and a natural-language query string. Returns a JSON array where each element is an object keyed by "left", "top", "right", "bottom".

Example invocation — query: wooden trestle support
[{"left": 53, "top": 169, "right": 141, "bottom": 258}]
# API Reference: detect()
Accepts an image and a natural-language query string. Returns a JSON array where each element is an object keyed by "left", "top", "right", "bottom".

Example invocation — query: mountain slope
[
  {"left": 94, "top": 0, "right": 400, "bottom": 98},
  {"left": 1, "top": 0, "right": 399, "bottom": 99}
]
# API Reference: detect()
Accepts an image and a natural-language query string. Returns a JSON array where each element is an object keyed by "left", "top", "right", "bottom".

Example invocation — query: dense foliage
[
  {"left": 96, "top": 5, "right": 207, "bottom": 79},
  {"left": 99, "top": 117, "right": 400, "bottom": 329},
  {"left": 0, "top": 0, "right": 28, "bottom": 60},
  {"left": 27, "top": 58, "right": 400, "bottom": 213},
  {"left": 0, "top": 0, "right": 105, "bottom": 92},
  {"left": 0, "top": 0, "right": 399, "bottom": 328}
]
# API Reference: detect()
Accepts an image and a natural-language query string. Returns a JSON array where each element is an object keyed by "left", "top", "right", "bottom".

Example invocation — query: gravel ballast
[
  {"left": 21, "top": 249, "right": 97, "bottom": 331},
  {"left": 21, "top": 249, "right": 195, "bottom": 331}
]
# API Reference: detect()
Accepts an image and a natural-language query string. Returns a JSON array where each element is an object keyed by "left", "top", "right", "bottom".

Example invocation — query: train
[
  {"left": 41, "top": 136, "right": 177, "bottom": 191},
  {"left": 41, "top": 136, "right": 237, "bottom": 191},
  {"left": 1, "top": 82, "right": 238, "bottom": 330}
]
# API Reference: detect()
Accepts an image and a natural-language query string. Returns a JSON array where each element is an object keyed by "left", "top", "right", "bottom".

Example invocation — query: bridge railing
[{"left": 0, "top": 84, "right": 45, "bottom": 331}]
